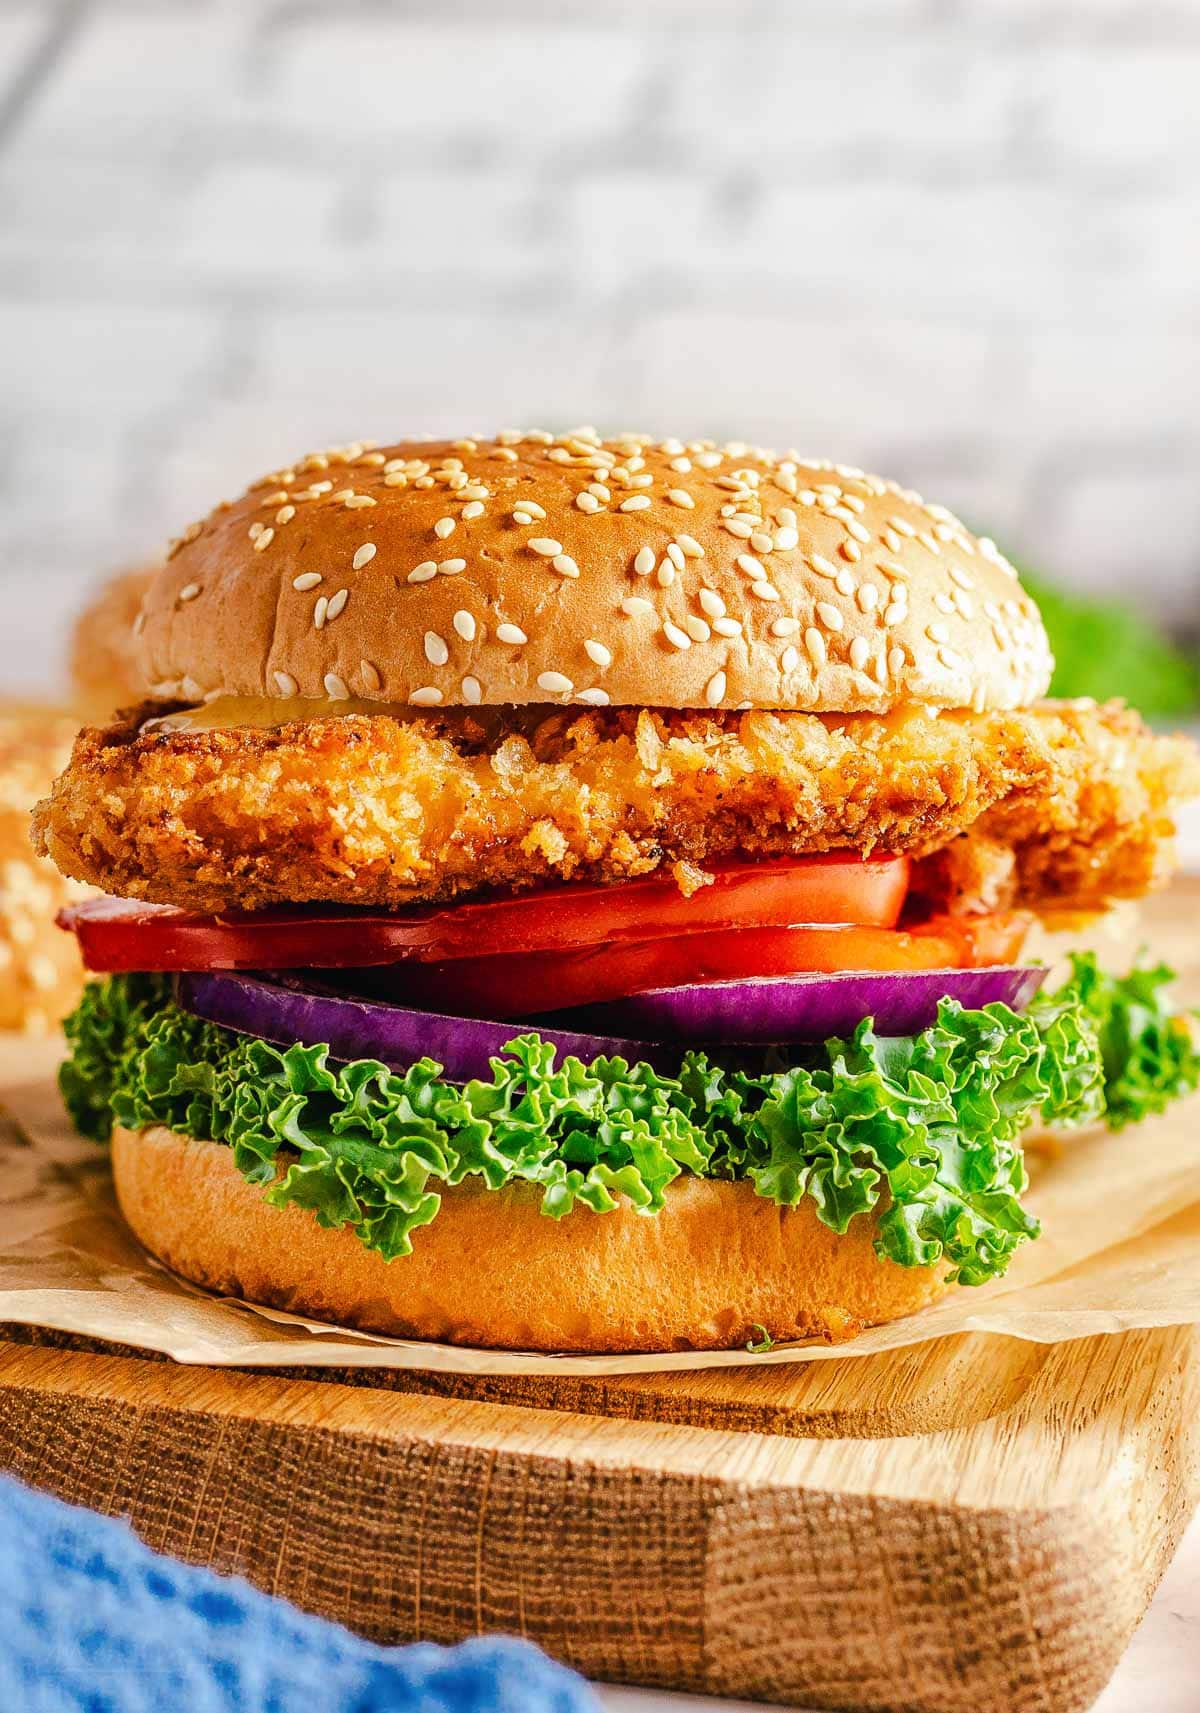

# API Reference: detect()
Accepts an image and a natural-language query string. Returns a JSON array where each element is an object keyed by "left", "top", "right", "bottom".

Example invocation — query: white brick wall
[{"left": 0, "top": 0, "right": 1197, "bottom": 693}]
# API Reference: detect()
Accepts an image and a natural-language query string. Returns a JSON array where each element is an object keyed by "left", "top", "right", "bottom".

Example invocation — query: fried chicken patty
[{"left": 33, "top": 699, "right": 1200, "bottom": 917}]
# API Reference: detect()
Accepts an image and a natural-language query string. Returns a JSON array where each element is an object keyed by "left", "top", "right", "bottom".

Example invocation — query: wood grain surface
[{"left": 0, "top": 880, "right": 1196, "bottom": 1711}]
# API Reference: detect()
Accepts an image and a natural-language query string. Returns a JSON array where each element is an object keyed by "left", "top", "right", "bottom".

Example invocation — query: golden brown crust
[
  {"left": 35, "top": 698, "right": 1200, "bottom": 916},
  {"left": 112, "top": 1125, "right": 951, "bottom": 1352},
  {"left": 140, "top": 432, "right": 1052, "bottom": 716},
  {"left": 69, "top": 566, "right": 155, "bottom": 721},
  {"left": 0, "top": 708, "right": 88, "bottom": 1031}
]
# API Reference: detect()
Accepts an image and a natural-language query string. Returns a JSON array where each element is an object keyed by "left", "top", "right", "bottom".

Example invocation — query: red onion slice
[
  {"left": 174, "top": 970, "right": 685, "bottom": 1079},
  {"left": 546, "top": 965, "right": 1048, "bottom": 1045}
]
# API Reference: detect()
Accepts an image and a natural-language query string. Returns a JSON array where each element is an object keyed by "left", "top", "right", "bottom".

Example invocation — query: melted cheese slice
[{"left": 148, "top": 696, "right": 414, "bottom": 734}]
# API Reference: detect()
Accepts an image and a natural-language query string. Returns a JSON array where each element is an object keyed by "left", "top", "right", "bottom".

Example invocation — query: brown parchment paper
[{"left": 0, "top": 1033, "right": 1196, "bottom": 1376}]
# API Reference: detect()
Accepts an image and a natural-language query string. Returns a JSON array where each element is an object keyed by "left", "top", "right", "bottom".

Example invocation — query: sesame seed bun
[
  {"left": 0, "top": 708, "right": 88, "bottom": 1032},
  {"left": 69, "top": 566, "right": 156, "bottom": 721},
  {"left": 138, "top": 431, "right": 1053, "bottom": 717},
  {"left": 111, "top": 1124, "right": 952, "bottom": 1352}
]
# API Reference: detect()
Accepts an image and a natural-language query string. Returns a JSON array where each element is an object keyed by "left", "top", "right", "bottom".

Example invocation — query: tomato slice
[
  {"left": 59, "top": 853, "right": 910, "bottom": 973},
  {"left": 340, "top": 913, "right": 1034, "bottom": 1019}
]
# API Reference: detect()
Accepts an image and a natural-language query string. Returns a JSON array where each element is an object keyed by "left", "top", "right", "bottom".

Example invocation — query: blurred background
[{"left": 0, "top": 0, "right": 1197, "bottom": 710}]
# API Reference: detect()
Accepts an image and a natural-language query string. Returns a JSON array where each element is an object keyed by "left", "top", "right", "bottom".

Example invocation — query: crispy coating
[{"left": 33, "top": 699, "right": 1200, "bottom": 917}]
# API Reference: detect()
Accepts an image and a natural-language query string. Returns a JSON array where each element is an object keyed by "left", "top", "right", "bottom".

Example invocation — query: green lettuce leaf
[{"left": 60, "top": 953, "right": 1199, "bottom": 1287}]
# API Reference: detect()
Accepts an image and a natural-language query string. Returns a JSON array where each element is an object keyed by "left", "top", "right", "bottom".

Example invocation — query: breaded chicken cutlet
[{"left": 34, "top": 696, "right": 1199, "bottom": 918}]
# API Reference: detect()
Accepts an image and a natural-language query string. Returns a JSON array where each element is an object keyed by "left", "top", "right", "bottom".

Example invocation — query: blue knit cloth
[{"left": 1, "top": 1475, "right": 598, "bottom": 1713}]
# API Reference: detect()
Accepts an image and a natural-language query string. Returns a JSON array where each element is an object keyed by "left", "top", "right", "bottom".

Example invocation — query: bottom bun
[{"left": 112, "top": 1126, "right": 952, "bottom": 1353}]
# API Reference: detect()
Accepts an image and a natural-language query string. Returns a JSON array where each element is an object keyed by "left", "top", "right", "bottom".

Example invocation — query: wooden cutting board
[
  {"left": 0, "top": 880, "right": 1196, "bottom": 1713},
  {"left": 0, "top": 1323, "right": 1195, "bottom": 1713}
]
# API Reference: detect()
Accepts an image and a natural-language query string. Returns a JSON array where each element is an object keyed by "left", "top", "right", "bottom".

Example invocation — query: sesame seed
[
  {"left": 774, "top": 527, "right": 799, "bottom": 551},
  {"left": 179, "top": 582, "right": 201, "bottom": 603},
  {"left": 666, "top": 542, "right": 686, "bottom": 570},
  {"left": 888, "top": 646, "right": 906, "bottom": 676},
  {"left": 883, "top": 529, "right": 902, "bottom": 553},
  {"left": 410, "top": 687, "right": 443, "bottom": 706},
  {"left": 723, "top": 519, "right": 754, "bottom": 539},
  {"left": 553, "top": 554, "right": 580, "bottom": 578},
  {"left": 408, "top": 562, "right": 438, "bottom": 583},
  {"left": 313, "top": 596, "right": 329, "bottom": 629},
  {"left": 662, "top": 620, "right": 691, "bottom": 650},
  {"left": 576, "top": 493, "right": 601, "bottom": 514},
  {"left": 435, "top": 517, "right": 456, "bottom": 539},
  {"left": 326, "top": 588, "right": 349, "bottom": 620},
  {"left": 359, "top": 660, "right": 382, "bottom": 692},
  {"left": 884, "top": 603, "right": 906, "bottom": 627},
  {"left": 424, "top": 630, "right": 450, "bottom": 666},
  {"left": 684, "top": 614, "right": 711, "bottom": 643},
  {"left": 578, "top": 687, "right": 610, "bottom": 706},
  {"left": 439, "top": 559, "right": 466, "bottom": 575},
  {"left": 462, "top": 675, "right": 482, "bottom": 705},
  {"left": 676, "top": 534, "right": 705, "bottom": 559},
  {"left": 462, "top": 484, "right": 489, "bottom": 501},
  {"left": 850, "top": 637, "right": 871, "bottom": 672},
  {"left": 698, "top": 588, "right": 726, "bottom": 618},
  {"left": 750, "top": 531, "right": 774, "bottom": 554},
  {"left": 834, "top": 569, "right": 856, "bottom": 597},
  {"left": 513, "top": 510, "right": 535, "bottom": 526},
  {"left": 705, "top": 671, "right": 726, "bottom": 707},
  {"left": 810, "top": 554, "right": 838, "bottom": 579},
  {"left": 538, "top": 670, "right": 573, "bottom": 695},
  {"left": 496, "top": 622, "right": 528, "bottom": 645},
  {"left": 878, "top": 559, "right": 910, "bottom": 580},
  {"left": 712, "top": 616, "right": 742, "bottom": 637},
  {"left": 781, "top": 644, "right": 800, "bottom": 674},
  {"left": 274, "top": 671, "right": 299, "bottom": 696},
  {"left": 352, "top": 543, "right": 377, "bottom": 570},
  {"left": 890, "top": 516, "right": 916, "bottom": 537},
  {"left": 276, "top": 505, "right": 296, "bottom": 525},
  {"left": 253, "top": 527, "right": 275, "bottom": 553},
  {"left": 634, "top": 547, "right": 656, "bottom": 576},
  {"left": 453, "top": 610, "right": 476, "bottom": 642},
  {"left": 621, "top": 596, "right": 654, "bottom": 617},
  {"left": 934, "top": 592, "right": 956, "bottom": 614},
  {"left": 927, "top": 622, "right": 951, "bottom": 644},
  {"left": 857, "top": 584, "right": 879, "bottom": 613},
  {"left": 949, "top": 565, "right": 975, "bottom": 590},
  {"left": 324, "top": 672, "right": 350, "bottom": 700},
  {"left": 529, "top": 538, "right": 563, "bottom": 557},
  {"left": 816, "top": 601, "right": 844, "bottom": 631},
  {"left": 770, "top": 616, "right": 800, "bottom": 637},
  {"left": 585, "top": 639, "right": 612, "bottom": 667},
  {"left": 840, "top": 540, "right": 861, "bottom": 563},
  {"left": 736, "top": 554, "right": 765, "bottom": 577},
  {"left": 751, "top": 581, "right": 780, "bottom": 601},
  {"left": 667, "top": 488, "right": 695, "bottom": 508},
  {"left": 345, "top": 494, "right": 376, "bottom": 509},
  {"left": 589, "top": 483, "right": 611, "bottom": 502},
  {"left": 384, "top": 472, "right": 408, "bottom": 487},
  {"left": 619, "top": 496, "right": 651, "bottom": 513},
  {"left": 805, "top": 628, "right": 827, "bottom": 667},
  {"left": 292, "top": 572, "right": 322, "bottom": 592},
  {"left": 656, "top": 561, "right": 676, "bottom": 587},
  {"left": 521, "top": 499, "right": 547, "bottom": 519},
  {"left": 248, "top": 521, "right": 264, "bottom": 540}
]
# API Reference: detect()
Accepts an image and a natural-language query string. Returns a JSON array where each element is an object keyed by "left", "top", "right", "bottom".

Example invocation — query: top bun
[{"left": 138, "top": 430, "right": 1053, "bottom": 716}]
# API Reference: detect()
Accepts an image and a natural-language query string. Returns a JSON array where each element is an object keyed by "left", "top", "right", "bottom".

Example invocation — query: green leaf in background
[
  {"left": 1019, "top": 568, "right": 1199, "bottom": 718},
  {"left": 61, "top": 956, "right": 1199, "bottom": 1289}
]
